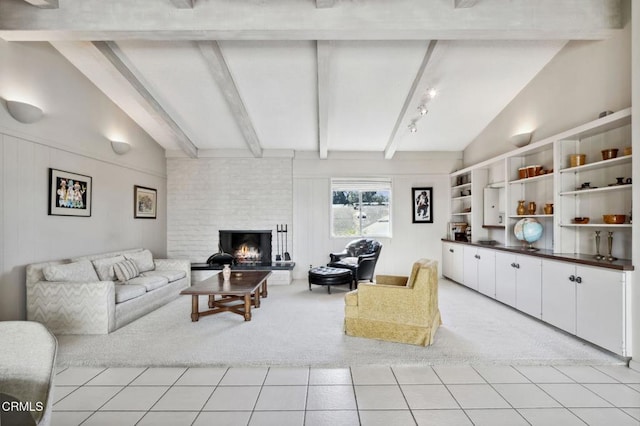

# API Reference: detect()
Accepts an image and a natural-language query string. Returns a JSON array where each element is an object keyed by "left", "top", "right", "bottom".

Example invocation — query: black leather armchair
[{"left": 328, "top": 238, "right": 382, "bottom": 288}]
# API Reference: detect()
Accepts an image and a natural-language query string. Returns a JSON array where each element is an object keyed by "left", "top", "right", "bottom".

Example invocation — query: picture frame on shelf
[
  {"left": 412, "top": 187, "right": 433, "bottom": 223},
  {"left": 48, "top": 168, "right": 92, "bottom": 217},
  {"left": 134, "top": 185, "right": 157, "bottom": 219}
]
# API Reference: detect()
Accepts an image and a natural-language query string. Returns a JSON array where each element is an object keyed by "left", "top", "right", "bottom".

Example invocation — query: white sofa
[
  {"left": 0, "top": 321, "right": 57, "bottom": 426},
  {"left": 26, "top": 248, "right": 190, "bottom": 335}
]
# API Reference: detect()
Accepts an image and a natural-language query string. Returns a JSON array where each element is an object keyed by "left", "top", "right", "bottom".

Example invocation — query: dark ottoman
[{"left": 308, "top": 266, "right": 353, "bottom": 294}]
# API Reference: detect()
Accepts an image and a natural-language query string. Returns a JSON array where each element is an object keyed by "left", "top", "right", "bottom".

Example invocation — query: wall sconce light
[
  {"left": 111, "top": 140, "right": 131, "bottom": 155},
  {"left": 5, "top": 100, "right": 44, "bottom": 123},
  {"left": 510, "top": 132, "right": 533, "bottom": 148},
  {"left": 408, "top": 122, "right": 417, "bottom": 133}
]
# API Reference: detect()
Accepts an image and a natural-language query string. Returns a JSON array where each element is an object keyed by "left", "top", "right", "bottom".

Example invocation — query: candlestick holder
[
  {"left": 594, "top": 231, "right": 604, "bottom": 260},
  {"left": 606, "top": 231, "right": 617, "bottom": 262}
]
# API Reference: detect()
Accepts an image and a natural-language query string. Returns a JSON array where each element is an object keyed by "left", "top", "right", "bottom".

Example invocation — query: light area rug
[{"left": 56, "top": 279, "right": 623, "bottom": 368}]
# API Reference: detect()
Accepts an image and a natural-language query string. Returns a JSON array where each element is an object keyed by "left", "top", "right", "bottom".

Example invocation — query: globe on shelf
[{"left": 514, "top": 218, "right": 543, "bottom": 251}]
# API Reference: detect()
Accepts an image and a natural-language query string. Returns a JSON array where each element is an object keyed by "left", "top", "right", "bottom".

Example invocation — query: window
[{"left": 331, "top": 178, "right": 392, "bottom": 238}]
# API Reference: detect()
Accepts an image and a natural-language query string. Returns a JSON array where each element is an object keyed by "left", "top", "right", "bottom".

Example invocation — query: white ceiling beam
[
  {"left": 20, "top": 0, "right": 58, "bottom": 9},
  {"left": 316, "top": 41, "right": 332, "bottom": 159},
  {"left": 170, "top": 0, "right": 193, "bottom": 9},
  {"left": 316, "top": 0, "right": 335, "bottom": 9},
  {"left": 384, "top": 40, "right": 437, "bottom": 160},
  {"left": 453, "top": 0, "right": 477, "bottom": 8},
  {"left": 197, "top": 41, "right": 263, "bottom": 158},
  {"left": 0, "top": 0, "right": 622, "bottom": 41},
  {"left": 92, "top": 41, "right": 199, "bottom": 158}
]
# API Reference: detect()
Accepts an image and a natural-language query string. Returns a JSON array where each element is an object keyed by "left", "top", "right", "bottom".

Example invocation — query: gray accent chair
[{"left": 0, "top": 321, "right": 57, "bottom": 426}]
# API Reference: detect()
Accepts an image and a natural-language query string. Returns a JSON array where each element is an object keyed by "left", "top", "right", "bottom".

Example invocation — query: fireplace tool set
[{"left": 275, "top": 224, "right": 291, "bottom": 261}]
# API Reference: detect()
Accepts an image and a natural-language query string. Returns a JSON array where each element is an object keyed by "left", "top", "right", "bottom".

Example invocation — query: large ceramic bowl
[
  {"left": 603, "top": 214, "right": 626, "bottom": 224},
  {"left": 601, "top": 148, "right": 619, "bottom": 160}
]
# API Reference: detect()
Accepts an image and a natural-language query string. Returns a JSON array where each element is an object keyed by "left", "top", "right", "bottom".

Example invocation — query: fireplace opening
[{"left": 219, "top": 230, "right": 272, "bottom": 265}]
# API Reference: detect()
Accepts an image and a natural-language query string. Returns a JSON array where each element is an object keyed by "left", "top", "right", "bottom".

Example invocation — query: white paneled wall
[
  {"left": 0, "top": 40, "right": 168, "bottom": 321},
  {"left": 292, "top": 173, "right": 451, "bottom": 280},
  {"left": 291, "top": 152, "right": 461, "bottom": 280},
  {"left": 166, "top": 157, "right": 293, "bottom": 262},
  {"left": 166, "top": 152, "right": 461, "bottom": 280},
  {"left": 0, "top": 134, "right": 167, "bottom": 321}
]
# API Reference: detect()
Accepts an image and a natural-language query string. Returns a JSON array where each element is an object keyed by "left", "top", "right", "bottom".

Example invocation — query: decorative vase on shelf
[
  {"left": 517, "top": 200, "right": 526, "bottom": 216},
  {"left": 222, "top": 264, "right": 231, "bottom": 281},
  {"left": 543, "top": 203, "right": 554, "bottom": 215},
  {"left": 528, "top": 202, "right": 537, "bottom": 215}
]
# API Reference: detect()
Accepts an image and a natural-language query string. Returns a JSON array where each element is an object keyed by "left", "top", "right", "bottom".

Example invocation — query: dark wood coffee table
[{"left": 181, "top": 270, "right": 271, "bottom": 322}]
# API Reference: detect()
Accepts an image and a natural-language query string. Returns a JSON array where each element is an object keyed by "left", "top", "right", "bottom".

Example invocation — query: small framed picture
[
  {"left": 134, "top": 185, "right": 157, "bottom": 219},
  {"left": 48, "top": 168, "right": 92, "bottom": 217},
  {"left": 412, "top": 187, "right": 433, "bottom": 223}
]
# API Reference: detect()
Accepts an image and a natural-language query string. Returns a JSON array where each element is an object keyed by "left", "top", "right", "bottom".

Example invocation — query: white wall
[
  {"left": 464, "top": 22, "right": 632, "bottom": 166},
  {"left": 292, "top": 152, "right": 461, "bottom": 279},
  {"left": 0, "top": 40, "right": 168, "bottom": 321},
  {"left": 165, "top": 151, "right": 461, "bottom": 279},
  {"left": 463, "top": 3, "right": 639, "bottom": 363},
  {"left": 631, "top": 0, "right": 640, "bottom": 371}
]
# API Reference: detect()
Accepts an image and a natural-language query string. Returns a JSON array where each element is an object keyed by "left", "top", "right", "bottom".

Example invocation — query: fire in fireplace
[{"left": 219, "top": 230, "right": 272, "bottom": 265}]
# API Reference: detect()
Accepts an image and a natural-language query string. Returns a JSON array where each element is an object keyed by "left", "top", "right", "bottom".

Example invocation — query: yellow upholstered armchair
[{"left": 344, "top": 258, "right": 441, "bottom": 346}]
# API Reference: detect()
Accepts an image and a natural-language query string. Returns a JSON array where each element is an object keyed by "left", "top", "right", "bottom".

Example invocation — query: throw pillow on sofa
[
  {"left": 124, "top": 249, "right": 155, "bottom": 273},
  {"left": 92, "top": 255, "right": 125, "bottom": 281},
  {"left": 113, "top": 260, "right": 140, "bottom": 282},
  {"left": 43, "top": 260, "right": 99, "bottom": 282}
]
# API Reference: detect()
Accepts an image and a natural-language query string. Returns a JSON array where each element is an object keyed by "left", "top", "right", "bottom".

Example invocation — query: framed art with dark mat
[
  {"left": 412, "top": 187, "right": 433, "bottom": 223},
  {"left": 134, "top": 185, "right": 157, "bottom": 219},
  {"left": 48, "top": 168, "right": 92, "bottom": 217}
]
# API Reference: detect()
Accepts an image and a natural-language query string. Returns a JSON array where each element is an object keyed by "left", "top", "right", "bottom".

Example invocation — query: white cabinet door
[
  {"left": 515, "top": 255, "right": 542, "bottom": 318},
  {"left": 542, "top": 260, "right": 577, "bottom": 334},
  {"left": 495, "top": 252, "right": 516, "bottom": 307},
  {"left": 463, "top": 246, "right": 479, "bottom": 290},
  {"left": 477, "top": 248, "right": 496, "bottom": 298},
  {"left": 576, "top": 266, "right": 625, "bottom": 354},
  {"left": 442, "top": 242, "right": 463, "bottom": 283},
  {"left": 442, "top": 243, "right": 453, "bottom": 279}
]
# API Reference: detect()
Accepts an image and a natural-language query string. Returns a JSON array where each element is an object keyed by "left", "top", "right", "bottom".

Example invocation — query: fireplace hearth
[{"left": 219, "top": 230, "right": 272, "bottom": 265}]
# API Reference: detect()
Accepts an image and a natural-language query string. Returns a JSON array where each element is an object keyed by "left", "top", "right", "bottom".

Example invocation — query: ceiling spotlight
[
  {"left": 426, "top": 87, "right": 437, "bottom": 99},
  {"left": 408, "top": 123, "right": 417, "bottom": 133},
  {"left": 417, "top": 105, "right": 428, "bottom": 116}
]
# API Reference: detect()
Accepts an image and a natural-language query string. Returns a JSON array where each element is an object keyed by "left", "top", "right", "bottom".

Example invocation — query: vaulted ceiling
[{"left": 0, "top": 0, "right": 623, "bottom": 159}]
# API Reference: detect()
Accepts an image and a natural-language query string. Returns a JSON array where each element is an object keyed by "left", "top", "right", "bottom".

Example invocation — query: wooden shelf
[
  {"left": 558, "top": 155, "right": 632, "bottom": 175},
  {"left": 452, "top": 195, "right": 472, "bottom": 201},
  {"left": 508, "top": 172, "right": 554, "bottom": 185},
  {"left": 452, "top": 182, "right": 472, "bottom": 191},
  {"left": 560, "top": 184, "right": 632, "bottom": 196},
  {"left": 560, "top": 223, "right": 632, "bottom": 228}
]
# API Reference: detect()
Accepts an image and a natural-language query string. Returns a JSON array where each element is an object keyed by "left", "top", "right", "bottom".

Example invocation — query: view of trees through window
[{"left": 331, "top": 189, "right": 391, "bottom": 237}]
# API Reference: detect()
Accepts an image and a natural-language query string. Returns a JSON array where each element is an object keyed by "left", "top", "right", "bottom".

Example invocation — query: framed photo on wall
[
  {"left": 412, "top": 187, "right": 433, "bottom": 223},
  {"left": 134, "top": 185, "right": 157, "bottom": 219},
  {"left": 48, "top": 168, "right": 92, "bottom": 217}
]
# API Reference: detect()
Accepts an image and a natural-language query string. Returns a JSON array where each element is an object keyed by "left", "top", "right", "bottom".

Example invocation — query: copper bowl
[
  {"left": 601, "top": 148, "right": 619, "bottom": 160},
  {"left": 572, "top": 217, "right": 590, "bottom": 224},
  {"left": 570, "top": 154, "right": 586, "bottom": 167},
  {"left": 603, "top": 214, "right": 626, "bottom": 224}
]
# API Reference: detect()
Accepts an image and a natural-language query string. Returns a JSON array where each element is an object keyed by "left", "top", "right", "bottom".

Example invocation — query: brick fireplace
[{"left": 219, "top": 230, "right": 272, "bottom": 265}]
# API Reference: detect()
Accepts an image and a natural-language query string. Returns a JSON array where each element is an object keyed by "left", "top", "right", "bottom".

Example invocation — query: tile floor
[{"left": 51, "top": 365, "right": 640, "bottom": 426}]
